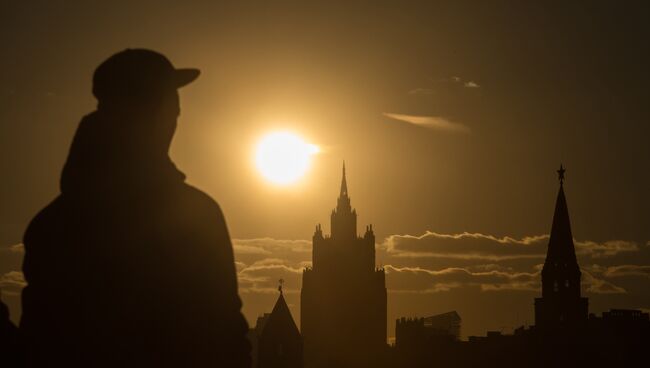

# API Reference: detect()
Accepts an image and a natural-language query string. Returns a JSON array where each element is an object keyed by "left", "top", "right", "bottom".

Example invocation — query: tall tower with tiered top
[
  {"left": 535, "top": 165, "right": 588, "bottom": 328},
  {"left": 301, "top": 163, "right": 387, "bottom": 368}
]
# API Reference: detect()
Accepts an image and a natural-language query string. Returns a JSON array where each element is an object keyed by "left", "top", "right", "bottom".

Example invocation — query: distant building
[
  {"left": 601, "top": 308, "right": 649, "bottom": 322},
  {"left": 534, "top": 165, "right": 588, "bottom": 328},
  {"left": 424, "top": 311, "right": 461, "bottom": 339},
  {"left": 301, "top": 163, "right": 387, "bottom": 367},
  {"left": 249, "top": 287, "right": 303, "bottom": 368},
  {"left": 395, "top": 311, "right": 461, "bottom": 349},
  {"left": 388, "top": 166, "right": 650, "bottom": 368},
  {"left": 587, "top": 308, "right": 650, "bottom": 343}
]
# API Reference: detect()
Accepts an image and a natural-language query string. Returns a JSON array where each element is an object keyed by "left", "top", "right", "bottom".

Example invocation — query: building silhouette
[
  {"left": 389, "top": 166, "right": 650, "bottom": 368},
  {"left": 300, "top": 163, "right": 387, "bottom": 367},
  {"left": 249, "top": 283, "right": 303, "bottom": 368},
  {"left": 534, "top": 165, "right": 588, "bottom": 328},
  {"left": 395, "top": 311, "right": 461, "bottom": 349}
]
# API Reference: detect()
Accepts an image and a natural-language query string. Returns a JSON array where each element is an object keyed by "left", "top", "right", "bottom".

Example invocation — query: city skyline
[
  {"left": 2, "top": 161, "right": 650, "bottom": 339},
  {"left": 1, "top": 0, "right": 649, "bottom": 344}
]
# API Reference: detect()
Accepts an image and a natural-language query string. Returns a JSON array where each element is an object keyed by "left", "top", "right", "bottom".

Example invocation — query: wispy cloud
[
  {"left": 382, "top": 231, "right": 640, "bottom": 260},
  {"left": 237, "top": 258, "right": 307, "bottom": 294},
  {"left": 233, "top": 238, "right": 311, "bottom": 254},
  {"left": 229, "top": 232, "right": 645, "bottom": 297},
  {"left": 384, "top": 264, "right": 626, "bottom": 295},
  {"left": 0, "top": 243, "right": 24, "bottom": 254},
  {"left": 603, "top": 265, "right": 650, "bottom": 278},
  {"left": 384, "top": 264, "right": 540, "bottom": 293},
  {"left": 383, "top": 113, "right": 471, "bottom": 133},
  {"left": 449, "top": 76, "right": 480, "bottom": 88},
  {"left": 0, "top": 271, "right": 26, "bottom": 296},
  {"left": 582, "top": 271, "right": 627, "bottom": 294}
]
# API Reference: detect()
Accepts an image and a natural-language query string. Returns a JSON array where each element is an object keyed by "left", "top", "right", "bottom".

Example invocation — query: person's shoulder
[
  {"left": 24, "top": 196, "right": 66, "bottom": 245},
  {"left": 176, "top": 183, "right": 224, "bottom": 217}
]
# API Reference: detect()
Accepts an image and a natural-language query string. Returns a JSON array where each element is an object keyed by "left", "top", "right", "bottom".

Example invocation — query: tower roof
[
  {"left": 546, "top": 165, "right": 578, "bottom": 263},
  {"left": 260, "top": 292, "right": 301, "bottom": 339}
]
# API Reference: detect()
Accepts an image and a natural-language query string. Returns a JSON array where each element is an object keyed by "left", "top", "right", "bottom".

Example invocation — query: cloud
[
  {"left": 235, "top": 261, "right": 247, "bottom": 272},
  {"left": 382, "top": 231, "right": 640, "bottom": 261},
  {"left": 228, "top": 232, "right": 644, "bottom": 298},
  {"left": 582, "top": 271, "right": 626, "bottom": 294},
  {"left": 603, "top": 265, "right": 650, "bottom": 278},
  {"left": 383, "top": 113, "right": 471, "bottom": 133},
  {"left": 0, "top": 271, "right": 26, "bottom": 296},
  {"left": 237, "top": 258, "right": 306, "bottom": 294},
  {"left": 575, "top": 240, "right": 639, "bottom": 258},
  {"left": 233, "top": 238, "right": 311, "bottom": 254},
  {"left": 383, "top": 232, "right": 548, "bottom": 260},
  {"left": 233, "top": 244, "right": 272, "bottom": 255},
  {"left": 231, "top": 239, "right": 313, "bottom": 295},
  {"left": 0, "top": 243, "right": 24, "bottom": 254},
  {"left": 384, "top": 264, "right": 626, "bottom": 295},
  {"left": 448, "top": 76, "right": 480, "bottom": 88},
  {"left": 384, "top": 264, "right": 540, "bottom": 293}
]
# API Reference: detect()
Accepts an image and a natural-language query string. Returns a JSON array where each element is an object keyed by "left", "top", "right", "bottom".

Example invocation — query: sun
[{"left": 255, "top": 131, "right": 319, "bottom": 185}]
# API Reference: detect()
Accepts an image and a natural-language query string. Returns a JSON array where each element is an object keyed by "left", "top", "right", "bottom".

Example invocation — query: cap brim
[{"left": 173, "top": 68, "right": 201, "bottom": 88}]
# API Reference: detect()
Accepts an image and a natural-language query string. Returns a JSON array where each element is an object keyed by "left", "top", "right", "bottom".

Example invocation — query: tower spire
[
  {"left": 535, "top": 164, "right": 588, "bottom": 327},
  {"left": 547, "top": 165, "right": 576, "bottom": 262},
  {"left": 340, "top": 161, "right": 348, "bottom": 198},
  {"left": 332, "top": 161, "right": 356, "bottom": 239}
]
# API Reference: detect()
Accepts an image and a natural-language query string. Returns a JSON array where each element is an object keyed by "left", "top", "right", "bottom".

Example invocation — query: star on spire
[
  {"left": 278, "top": 278, "right": 285, "bottom": 295},
  {"left": 557, "top": 164, "right": 566, "bottom": 185}
]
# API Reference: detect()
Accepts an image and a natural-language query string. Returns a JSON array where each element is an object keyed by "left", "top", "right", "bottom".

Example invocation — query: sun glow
[{"left": 255, "top": 131, "right": 319, "bottom": 185}]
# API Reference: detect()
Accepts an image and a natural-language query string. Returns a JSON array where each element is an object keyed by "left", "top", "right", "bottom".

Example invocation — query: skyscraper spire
[
  {"left": 333, "top": 161, "right": 355, "bottom": 238},
  {"left": 340, "top": 161, "right": 348, "bottom": 198}
]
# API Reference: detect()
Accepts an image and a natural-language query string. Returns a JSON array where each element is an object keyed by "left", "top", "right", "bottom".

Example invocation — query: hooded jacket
[{"left": 21, "top": 109, "right": 251, "bottom": 367}]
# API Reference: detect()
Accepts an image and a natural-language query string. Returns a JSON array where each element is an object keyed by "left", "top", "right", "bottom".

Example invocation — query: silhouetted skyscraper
[
  {"left": 535, "top": 166, "right": 588, "bottom": 328},
  {"left": 301, "top": 163, "right": 387, "bottom": 367}
]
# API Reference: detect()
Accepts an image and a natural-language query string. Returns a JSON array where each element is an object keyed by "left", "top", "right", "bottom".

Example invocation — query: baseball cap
[{"left": 92, "top": 49, "right": 200, "bottom": 102}]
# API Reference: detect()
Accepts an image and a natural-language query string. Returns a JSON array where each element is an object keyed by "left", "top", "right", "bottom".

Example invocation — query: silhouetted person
[{"left": 20, "top": 49, "right": 251, "bottom": 367}]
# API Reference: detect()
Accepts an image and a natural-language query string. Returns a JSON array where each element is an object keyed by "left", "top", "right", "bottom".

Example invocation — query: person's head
[{"left": 92, "top": 49, "right": 200, "bottom": 151}]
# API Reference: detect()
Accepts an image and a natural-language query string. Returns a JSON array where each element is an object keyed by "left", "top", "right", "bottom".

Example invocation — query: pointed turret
[
  {"left": 546, "top": 166, "right": 578, "bottom": 264},
  {"left": 266, "top": 293, "right": 299, "bottom": 336},
  {"left": 535, "top": 165, "right": 588, "bottom": 328},
  {"left": 257, "top": 285, "right": 303, "bottom": 368}
]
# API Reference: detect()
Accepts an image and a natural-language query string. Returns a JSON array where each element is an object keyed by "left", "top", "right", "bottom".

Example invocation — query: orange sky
[{"left": 1, "top": 1, "right": 649, "bottom": 338}]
